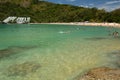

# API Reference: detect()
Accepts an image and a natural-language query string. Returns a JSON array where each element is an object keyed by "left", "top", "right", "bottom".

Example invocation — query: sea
[{"left": 0, "top": 24, "right": 120, "bottom": 80}]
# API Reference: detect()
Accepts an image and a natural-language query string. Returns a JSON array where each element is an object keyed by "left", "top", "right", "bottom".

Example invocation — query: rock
[
  {"left": 108, "top": 50, "right": 120, "bottom": 68},
  {"left": 78, "top": 67, "right": 120, "bottom": 80},
  {"left": 0, "top": 48, "right": 13, "bottom": 58},
  {"left": 0, "top": 46, "right": 37, "bottom": 58},
  {"left": 5, "top": 62, "right": 40, "bottom": 76},
  {"left": 84, "top": 37, "right": 107, "bottom": 41}
]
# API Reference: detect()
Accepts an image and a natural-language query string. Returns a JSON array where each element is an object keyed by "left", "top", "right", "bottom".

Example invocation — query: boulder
[{"left": 79, "top": 67, "right": 120, "bottom": 80}]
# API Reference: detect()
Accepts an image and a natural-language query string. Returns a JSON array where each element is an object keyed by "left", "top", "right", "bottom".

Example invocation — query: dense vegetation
[{"left": 0, "top": 0, "right": 120, "bottom": 23}]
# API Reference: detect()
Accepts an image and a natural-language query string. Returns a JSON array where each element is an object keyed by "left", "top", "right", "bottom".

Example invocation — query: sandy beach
[
  {"left": 31, "top": 22, "right": 120, "bottom": 28},
  {"left": 46, "top": 22, "right": 120, "bottom": 28}
]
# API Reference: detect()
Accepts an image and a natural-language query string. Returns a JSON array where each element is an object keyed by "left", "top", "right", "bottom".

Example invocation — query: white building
[
  {"left": 2, "top": 16, "right": 30, "bottom": 24},
  {"left": 16, "top": 17, "right": 31, "bottom": 24},
  {"left": 3, "top": 16, "right": 17, "bottom": 23}
]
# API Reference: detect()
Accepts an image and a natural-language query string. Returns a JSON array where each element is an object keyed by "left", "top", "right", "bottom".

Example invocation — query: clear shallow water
[{"left": 0, "top": 24, "right": 120, "bottom": 80}]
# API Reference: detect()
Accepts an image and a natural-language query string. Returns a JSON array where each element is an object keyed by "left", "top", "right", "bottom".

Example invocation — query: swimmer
[
  {"left": 113, "top": 31, "right": 119, "bottom": 38},
  {"left": 77, "top": 28, "right": 80, "bottom": 30},
  {"left": 58, "top": 31, "right": 70, "bottom": 34}
]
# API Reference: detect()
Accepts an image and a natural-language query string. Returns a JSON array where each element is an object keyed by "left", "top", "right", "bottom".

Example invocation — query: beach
[{"left": 32, "top": 22, "right": 120, "bottom": 28}]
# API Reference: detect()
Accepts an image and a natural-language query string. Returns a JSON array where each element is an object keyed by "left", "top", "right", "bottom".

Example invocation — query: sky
[{"left": 46, "top": 0, "right": 120, "bottom": 11}]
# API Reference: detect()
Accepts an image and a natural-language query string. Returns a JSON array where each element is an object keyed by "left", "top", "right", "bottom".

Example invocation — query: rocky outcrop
[
  {"left": 78, "top": 67, "right": 120, "bottom": 80},
  {"left": 77, "top": 50, "right": 120, "bottom": 80}
]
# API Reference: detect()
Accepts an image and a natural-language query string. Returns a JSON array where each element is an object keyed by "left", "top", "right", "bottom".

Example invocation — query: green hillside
[
  {"left": 0, "top": 0, "right": 38, "bottom": 6},
  {"left": 0, "top": 0, "right": 120, "bottom": 23}
]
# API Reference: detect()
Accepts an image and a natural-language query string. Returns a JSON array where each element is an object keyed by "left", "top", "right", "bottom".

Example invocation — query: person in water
[{"left": 113, "top": 31, "right": 119, "bottom": 38}]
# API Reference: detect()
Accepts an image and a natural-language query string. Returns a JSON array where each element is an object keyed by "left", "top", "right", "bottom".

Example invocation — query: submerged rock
[
  {"left": 5, "top": 62, "right": 40, "bottom": 76},
  {"left": 110, "top": 50, "right": 120, "bottom": 56},
  {"left": 108, "top": 50, "right": 120, "bottom": 68},
  {"left": 77, "top": 50, "right": 120, "bottom": 80},
  {"left": 0, "top": 46, "right": 37, "bottom": 58},
  {"left": 84, "top": 37, "right": 107, "bottom": 41},
  {"left": 0, "top": 48, "right": 13, "bottom": 58},
  {"left": 78, "top": 67, "right": 120, "bottom": 80}
]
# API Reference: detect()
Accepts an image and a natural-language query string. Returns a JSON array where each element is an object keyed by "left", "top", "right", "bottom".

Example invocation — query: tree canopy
[{"left": 0, "top": 1, "right": 120, "bottom": 23}]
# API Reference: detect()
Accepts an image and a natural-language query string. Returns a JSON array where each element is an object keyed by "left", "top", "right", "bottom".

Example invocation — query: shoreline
[{"left": 30, "top": 22, "right": 120, "bottom": 28}]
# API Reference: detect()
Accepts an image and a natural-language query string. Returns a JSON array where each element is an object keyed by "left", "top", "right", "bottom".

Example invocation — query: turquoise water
[{"left": 0, "top": 24, "right": 120, "bottom": 80}]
